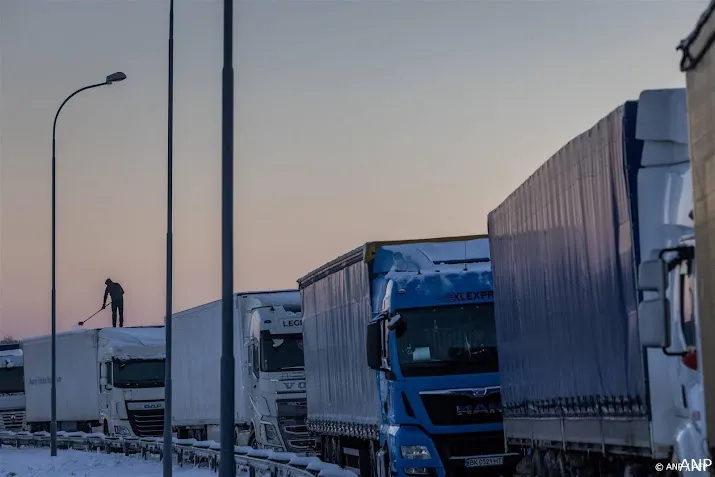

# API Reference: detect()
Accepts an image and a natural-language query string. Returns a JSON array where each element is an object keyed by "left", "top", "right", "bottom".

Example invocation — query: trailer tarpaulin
[{"left": 487, "top": 102, "right": 646, "bottom": 418}]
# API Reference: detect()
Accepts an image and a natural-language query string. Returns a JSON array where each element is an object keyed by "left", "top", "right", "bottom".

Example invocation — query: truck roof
[
  {"left": 98, "top": 327, "right": 166, "bottom": 361},
  {"left": 0, "top": 348, "right": 22, "bottom": 357},
  {"left": 297, "top": 235, "right": 490, "bottom": 289},
  {"left": 173, "top": 290, "right": 299, "bottom": 317},
  {"left": 22, "top": 325, "right": 163, "bottom": 341},
  {"left": 22, "top": 326, "right": 166, "bottom": 361},
  {"left": 0, "top": 347, "right": 23, "bottom": 368}
]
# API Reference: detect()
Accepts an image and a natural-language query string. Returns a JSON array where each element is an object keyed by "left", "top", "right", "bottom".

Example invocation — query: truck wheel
[
  {"left": 103, "top": 421, "right": 109, "bottom": 437},
  {"left": 249, "top": 433, "right": 257, "bottom": 448}
]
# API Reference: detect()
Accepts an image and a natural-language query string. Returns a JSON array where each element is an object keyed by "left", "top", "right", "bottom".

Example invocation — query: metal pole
[
  {"left": 51, "top": 115, "right": 57, "bottom": 459},
  {"left": 163, "top": 0, "right": 175, "bottom": 474},
  {"left": 219, "top": 0, "right": 235, "bottom": 474},
  {"left": 51, "top": 80, "right": 110, "bottom": 457}
]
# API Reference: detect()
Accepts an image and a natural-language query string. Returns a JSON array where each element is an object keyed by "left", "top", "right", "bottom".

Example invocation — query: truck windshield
[
  {"left": 260, "top": 332, "right": 305, "bottom": 372},
  {"left": 113, "top": 359, "right": 165, "bottom": 388},
  {"left": 0, "top": 367, "right": 24, "bottom": 394},
  {"left": 395, "top": 303, "right": 498, "bottom": 377}
]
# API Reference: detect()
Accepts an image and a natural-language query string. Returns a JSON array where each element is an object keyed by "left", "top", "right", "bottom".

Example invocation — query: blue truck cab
[
  {"left": 299, "top": 234, "right": 516, "bottom": 477},
  {"left": 364, "top": 235, "right": 516, "bottom": 476}
]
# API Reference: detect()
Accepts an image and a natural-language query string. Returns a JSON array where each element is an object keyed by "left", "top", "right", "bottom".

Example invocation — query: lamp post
[
  {"left": 219, "top": 0, "right": 235, "bottom": 474},
  {"left": 164, "top": 0, "right": 175, "bottom": 475},
  {"left": 50, "top": 71, "right": 127, "bottom": 457}
]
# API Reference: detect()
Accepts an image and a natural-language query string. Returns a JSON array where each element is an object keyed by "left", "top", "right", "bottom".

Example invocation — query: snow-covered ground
[{"left": 0, "top": 447, "right": 214, "bottom": 476}]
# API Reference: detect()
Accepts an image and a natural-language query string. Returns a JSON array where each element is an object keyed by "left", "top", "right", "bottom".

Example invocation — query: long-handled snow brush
[{"left": 78, "top": 302, "right": 112, "bottom": 326}]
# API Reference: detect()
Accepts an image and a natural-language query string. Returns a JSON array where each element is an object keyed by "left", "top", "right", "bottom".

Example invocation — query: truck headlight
[
  {"left": 401, "top": 445, "right": 431, "bottom": 460},
  {"left": 262, "top": 423, "right": 281, "bottom": 445},
  {"left": 115, "top": 425, "right": 132, "bottom": 436}
]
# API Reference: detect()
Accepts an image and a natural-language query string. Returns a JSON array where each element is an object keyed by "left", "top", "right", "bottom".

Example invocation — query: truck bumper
[
  {"left": 396, "top": 452, "right": 520, "bottom": 477},
  {"left": 442, "top": 452, "right": 520, "bottom": 476}
]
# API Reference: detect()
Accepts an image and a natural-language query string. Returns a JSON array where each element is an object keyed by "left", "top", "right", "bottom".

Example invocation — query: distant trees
[{"left": 0, "top": 336, "right": 18, "bottom": 344}]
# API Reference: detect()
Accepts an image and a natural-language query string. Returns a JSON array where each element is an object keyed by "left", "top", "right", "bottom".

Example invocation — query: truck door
[{"left": 99, "top": 362, "right": 112, "bottom": 416}]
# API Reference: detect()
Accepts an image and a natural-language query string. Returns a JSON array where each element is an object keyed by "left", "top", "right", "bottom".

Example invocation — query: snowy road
[{"left": 0, "top": 447, "right": 213, "bottom": 477}]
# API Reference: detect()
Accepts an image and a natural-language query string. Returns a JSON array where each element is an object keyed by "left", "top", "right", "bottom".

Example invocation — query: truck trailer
[
  {"left": 23, "top": 326, "right": 166, "bottom": 437},
  {"left": 487, "top": 88, "right": 696, "bottom": 475},
  {"left": 298, "top": 236, "right": 517, "bottom": 477},
  {"left": 171, "top": 290, "right": 314, "bottom": 454},
  {"left": 0, "top": 343, "right": 25, "bottom": 431}
]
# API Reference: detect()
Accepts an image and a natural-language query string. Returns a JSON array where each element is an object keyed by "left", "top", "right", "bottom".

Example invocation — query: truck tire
[
  {"left": 249, "top": 432, "right": 257, "bottom": 448},
  {"left": 103, "top": 421, "right": 109, "bottom": 437}
]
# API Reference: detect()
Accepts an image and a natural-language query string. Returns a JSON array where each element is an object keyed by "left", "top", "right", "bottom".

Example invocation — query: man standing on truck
[{"left": 102, "top": 278, "right": 125, "bottom": 328}]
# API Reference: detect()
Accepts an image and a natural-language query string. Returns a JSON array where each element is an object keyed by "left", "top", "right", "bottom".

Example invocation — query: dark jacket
[{"left": 104, "top": 282, "right": 125, "bottom": 305}]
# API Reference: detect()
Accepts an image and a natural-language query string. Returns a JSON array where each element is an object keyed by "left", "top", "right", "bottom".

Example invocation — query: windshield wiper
[
  {"left": 280, "top": 366, "right": 304, "bottom": 371},
  {"left": 405, "top": 359, "right": 471, "bottom": 366}
]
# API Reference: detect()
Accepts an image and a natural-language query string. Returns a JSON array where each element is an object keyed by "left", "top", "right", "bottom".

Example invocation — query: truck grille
[
  {"left": 420, "top": 388, "right": 502, "bottom": 426},
  {"left": 431, "top": 431, "right": 507, "bottom": 475},
  {"left": 278, "top": 416, "right": 315, "bottom": 452},
  {"left": 127, "top": 409, "right": 164, "bottom": 437},
  {"left": 0, "top": 409, "right": 25, "bottom": 431}
]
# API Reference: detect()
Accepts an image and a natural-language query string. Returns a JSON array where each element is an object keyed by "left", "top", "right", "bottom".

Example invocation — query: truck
[
  {"left": 298, "top": 236, "right": 518, "bottom": 477},
  {"left": 171, "top": 290, "right": 315, "bottom": 454},
  {"left": 486, "top": 88, "right": 700, "bottom": 475},
  {"left": 22, "top": 326, "right": 165, "bottom": 437},
  {"left": 667, "top": 2, "right": 715, "bottom": 468},
  {"left": 0, "top": 343, "right": 26, "bottom": 432}
]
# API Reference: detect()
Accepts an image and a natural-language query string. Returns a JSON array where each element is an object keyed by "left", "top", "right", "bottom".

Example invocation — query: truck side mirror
[
  {"left": 100, "top": 362, "right": 108, "bottom": 387},
  {"left": 366, "top": 321, "right": 383, "bottom": 371},
  {"left": 637, "top": 258, "right": 667, "bottom": 293},
  {"left": 639, "top": 298, "right": 670, "bottom": 348},
  {"left": 637, "top": 258, "right": 669, "bottom": 348}
]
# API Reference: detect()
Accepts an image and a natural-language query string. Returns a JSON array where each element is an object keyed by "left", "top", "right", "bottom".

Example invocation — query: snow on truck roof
[
  {"left": 0, "top": 347, "right": 23, "bottom": 368},
  {"left": 21, "top": 326, "right": 166, "bottom": 361},
  {"left": 240, "top": 290, "right": 300, "bottom": 313},
  {"left": 372, "top": 238, "right": 491, "bottom": 275},
  {"left": 98, "top": 327, "right": 165, "bottom": 361},
  {"left": 250, "top": 304, "right": 301, "bottom": 323},
  {"left": 374, "top": 238, "right": 493, "bottom": 300},
  {"left": 0, "top": 348, "right": 23, "bottom": 357},
  {"left": 298, "top": 235, "right": 491, "bottom": 289}
]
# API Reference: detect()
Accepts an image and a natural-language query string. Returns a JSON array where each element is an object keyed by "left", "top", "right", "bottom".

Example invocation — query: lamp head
[{"left": 106, "top": 72, "right": 127, "bottom": 84}]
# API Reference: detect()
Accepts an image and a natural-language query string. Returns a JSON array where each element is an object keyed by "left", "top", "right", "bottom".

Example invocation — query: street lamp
[
  {"left": 219, "top": 0, "right": 235, "bottom": 474},
  {"left": 50, "top": 71, "right": 127, "bottom": 457}
]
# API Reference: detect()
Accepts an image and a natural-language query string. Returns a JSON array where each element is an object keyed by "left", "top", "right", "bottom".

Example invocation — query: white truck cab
[
  {"left": 635, "top": 100, "right": 712, "bottom": 472},
  {"left": 0, "top": 343, "right": 25, "bottom": 432},
  {"left": 172, "top": 290, "right": 315, "bottom": 454},
  {"left": 244, "top": 302, "right": 313, "bottom": 453},
  {"left": 23, "top": 327, "right": 166, "bottom": 437},
  {"left": 97, "top": 328, "right": 166, "bottom": 437}
]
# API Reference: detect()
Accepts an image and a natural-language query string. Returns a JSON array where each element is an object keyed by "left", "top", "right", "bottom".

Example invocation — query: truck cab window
[
  {"left": 105, "top": 362, "right": 113, "bottom": 388},
  {"left": 381, "top": 320, "right": 391, "bottom": 369},
  {"left": 395, "top": 303, "right": 498, "bottom": 377},
  {"left": 112, "top": 359, "right": 165, "bottom": 389},
  {"left": 259, "top": 332, "right": 305, "bottom": 372},
  {"left": 0, "top": 366, "right": 23, "bottom": 394},
  {"left": 252, "top": 345, "right": 260, "bottom": 377}
]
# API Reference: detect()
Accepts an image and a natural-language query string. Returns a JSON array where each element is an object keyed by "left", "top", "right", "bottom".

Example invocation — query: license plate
[{"left": 465, "top": 456, "right": 504, "bottom": 468}]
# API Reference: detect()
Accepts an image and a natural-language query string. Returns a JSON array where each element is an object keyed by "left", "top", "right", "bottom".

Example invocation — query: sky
[{"left": 0, "top": 0, "right": 706, "bottom": 338}]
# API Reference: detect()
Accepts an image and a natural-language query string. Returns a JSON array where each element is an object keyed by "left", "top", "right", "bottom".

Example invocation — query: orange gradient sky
[{"left": 0, "top": 0, "right": 704, "bottom": 338}]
